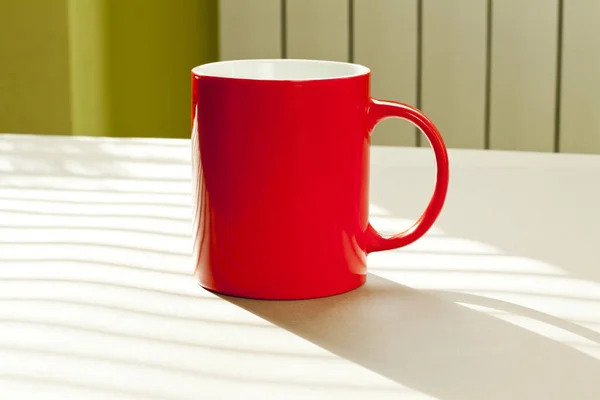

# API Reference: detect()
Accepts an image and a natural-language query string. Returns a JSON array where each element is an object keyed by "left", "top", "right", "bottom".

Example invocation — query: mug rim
[{"left": 192, "top": 59, "right": 370, "bottom": 82}]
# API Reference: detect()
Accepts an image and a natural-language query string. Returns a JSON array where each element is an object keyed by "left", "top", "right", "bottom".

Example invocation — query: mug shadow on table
[{"left": 221, "top": 273, "right": 600, "bottom": 400}]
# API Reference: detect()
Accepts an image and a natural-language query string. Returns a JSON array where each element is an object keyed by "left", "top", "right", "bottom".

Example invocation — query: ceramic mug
[{"left": 191, "top": 59, "right": 449, "bottom": 300}]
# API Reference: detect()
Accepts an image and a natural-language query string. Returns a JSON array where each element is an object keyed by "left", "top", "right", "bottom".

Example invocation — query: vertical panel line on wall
[
  {"left": 484, "top": 0, "right": 493, "bottom": 150},
  {"left": 348, "top": 0, "right": 354, "bottom": 63},
  {"left": 281, "top": 0, "right": 287, "bottom": 58},
  {"left": 415, "top": 0, "right": 423, "bottom": 147},
  {"left": 554, "top": 0, "right": 564, "bottom": 153}
]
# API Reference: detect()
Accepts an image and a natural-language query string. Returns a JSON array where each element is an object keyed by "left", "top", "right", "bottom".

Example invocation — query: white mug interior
[{"left": 192, "top": 59, "right": 370, "bottom": 81}]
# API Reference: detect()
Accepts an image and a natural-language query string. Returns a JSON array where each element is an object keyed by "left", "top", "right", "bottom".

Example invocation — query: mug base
[{"left": 198, "top": 274, "right": 367, "bottom": 301}]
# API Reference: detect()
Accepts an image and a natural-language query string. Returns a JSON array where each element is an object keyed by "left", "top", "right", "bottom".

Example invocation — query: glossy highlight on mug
[{"left": 191, "top": 59, "right": 449, "bottom": 300}]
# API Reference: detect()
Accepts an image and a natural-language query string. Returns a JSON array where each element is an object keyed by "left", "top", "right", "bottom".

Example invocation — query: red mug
[{"left": 191, "top": 59, "right": 449, "bottom": 300}]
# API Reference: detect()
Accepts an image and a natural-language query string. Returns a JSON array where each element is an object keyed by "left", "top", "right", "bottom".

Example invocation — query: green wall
[
  {"left": 0, "top": 0, "right": 218, "bottom": 138},
  {"left": 67, "top": 0, "right": 111, "bottom": 137},
  {"left": 0, "top": 0, "right": 72, "bottom": 134}
]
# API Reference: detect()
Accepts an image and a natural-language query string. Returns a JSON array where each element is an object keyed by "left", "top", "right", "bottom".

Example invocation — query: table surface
[{"left": 0, "top": 133, "right": 599, "bottom": 400}]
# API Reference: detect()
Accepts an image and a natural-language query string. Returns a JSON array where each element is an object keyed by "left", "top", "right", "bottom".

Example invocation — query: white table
[{"left": 0, "top": 134, "right": 599, "bottom": 400}]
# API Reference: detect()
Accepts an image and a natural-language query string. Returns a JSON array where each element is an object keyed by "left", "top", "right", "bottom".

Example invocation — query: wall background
[
  {"left": 220, "top": 0, "right": 600, "bottom": 154},
  {"left": 2, "top": 0, "right": 600, "bottom": 154},
  {"left": 0, "top": 0, "right": 72, "bottom": 135},
  {"left": 0, "top": 0, "right": 218, "bottom": 138}
]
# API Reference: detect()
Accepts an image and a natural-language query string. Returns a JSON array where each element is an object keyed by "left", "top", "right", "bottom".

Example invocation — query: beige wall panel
[
  {"left": 355, "top": 0, "right": 418, "bottom": 147},
  {"left": 219, "top": 0, "right": 282, "bottom": 60},
  {"left": 287, "top": 0, "right": 348, "bottom": 61},
  {"left": 489, "top": 0, "right": 558, "bottom": 152},
  {"left": 560, "top": 1, "right": 600, "bottom": 154},
  {"left": 422, "top": 0, "right": 487, "bottom": 149}
]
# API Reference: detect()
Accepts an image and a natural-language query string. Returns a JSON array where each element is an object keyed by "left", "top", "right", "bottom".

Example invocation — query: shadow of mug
[{"left": 221, "top": 273, "right": 600, "bottom": 400}]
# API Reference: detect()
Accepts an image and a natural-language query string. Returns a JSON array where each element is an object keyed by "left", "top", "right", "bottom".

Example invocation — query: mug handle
[{"left": 365, "top": 98, "right": 450, "bottom": 253}]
